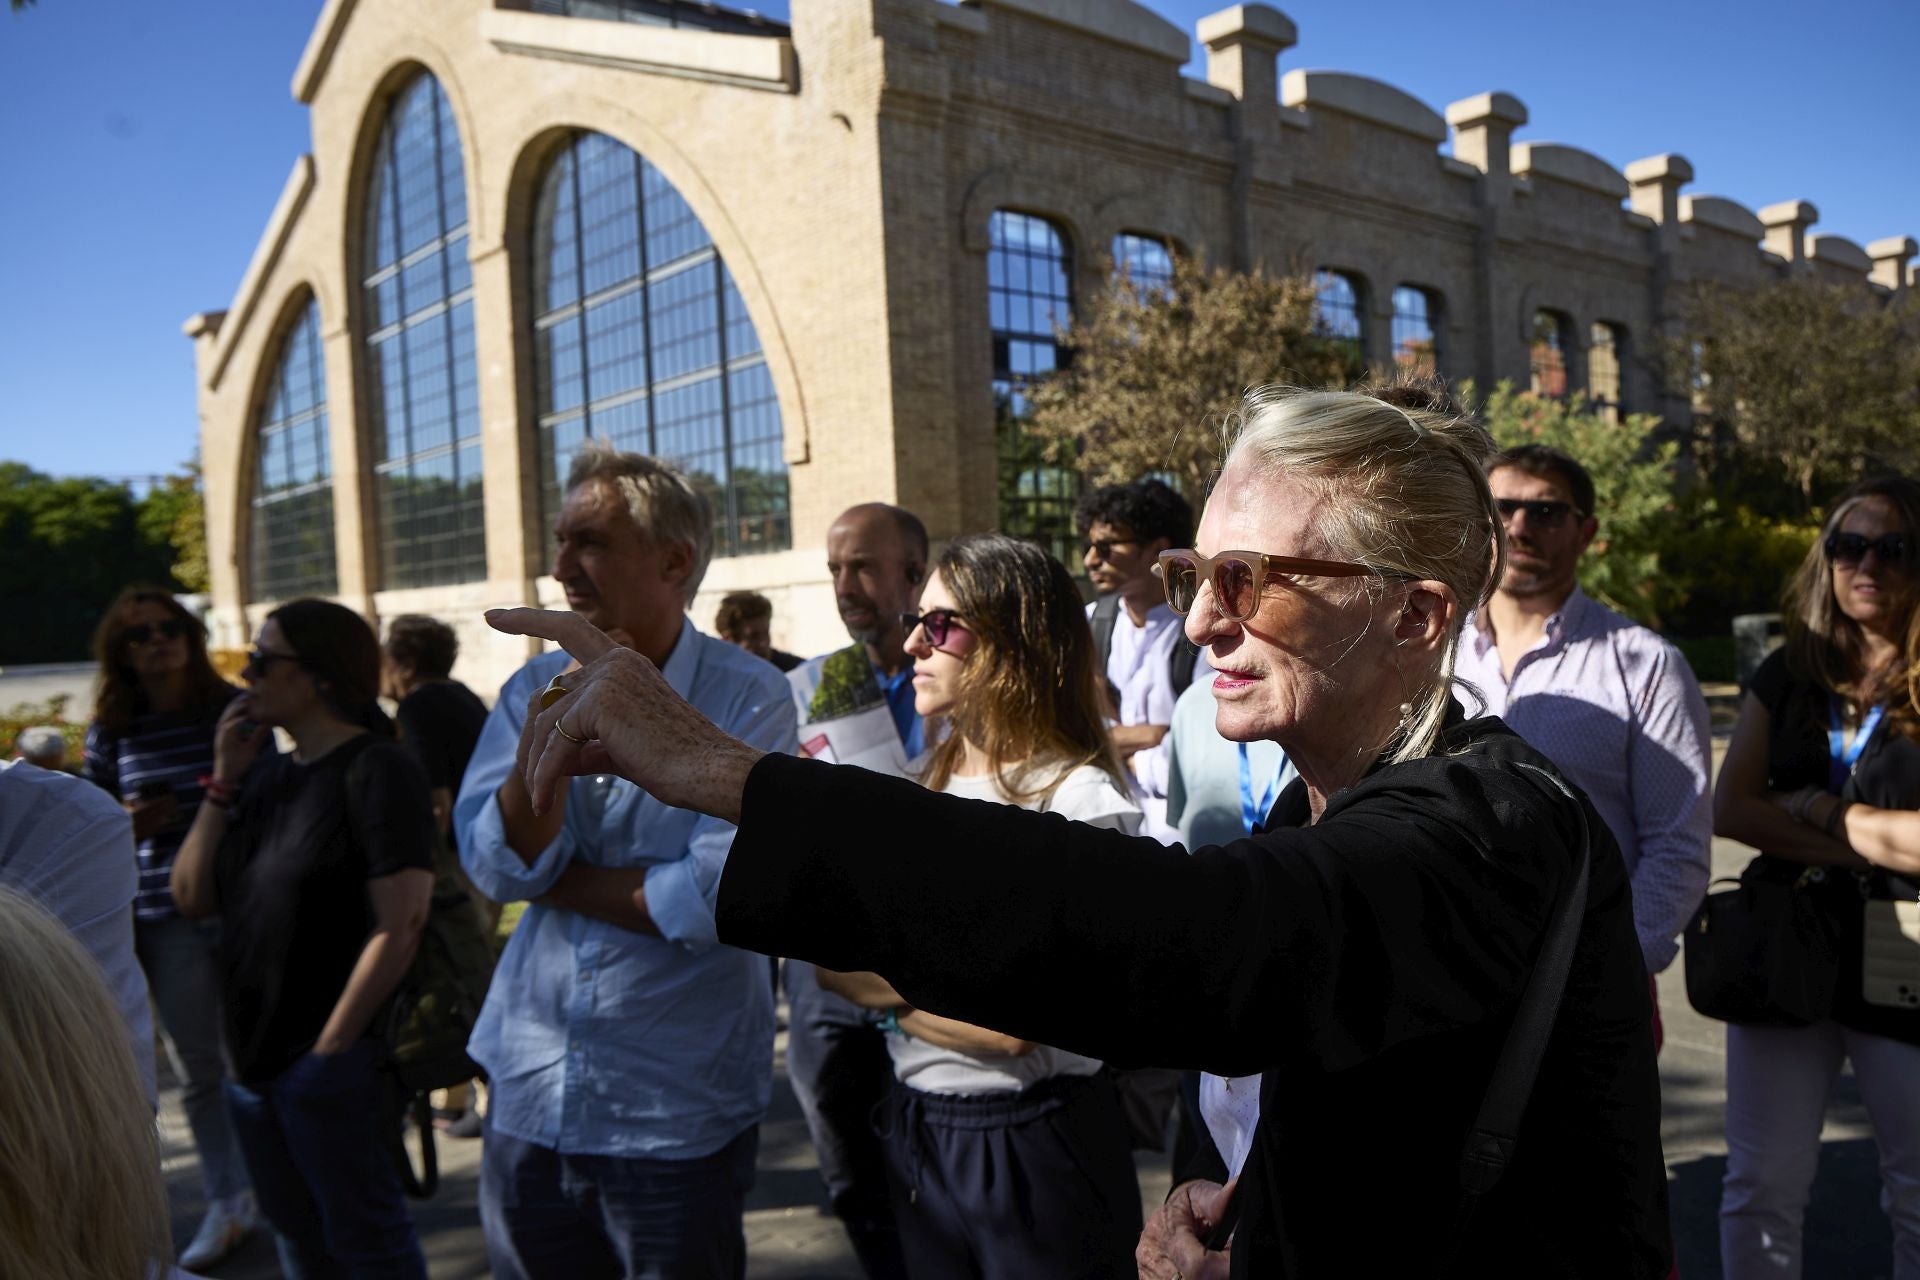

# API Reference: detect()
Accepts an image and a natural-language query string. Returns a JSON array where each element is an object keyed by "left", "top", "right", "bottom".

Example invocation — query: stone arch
[
  {"left": 958, "top": 167, "right": 1094, "bottom": 263},
  {"left": 1090, "top": 190, "right": 1213, "bottom": 268}
]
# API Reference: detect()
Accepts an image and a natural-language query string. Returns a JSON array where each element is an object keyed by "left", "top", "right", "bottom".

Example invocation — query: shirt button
[
  {"left": 579, "top": 970, "right": 592, "bottom": 982},
  {"left": 570, "top": 1039, "right": 580, "bottom": 1051}
]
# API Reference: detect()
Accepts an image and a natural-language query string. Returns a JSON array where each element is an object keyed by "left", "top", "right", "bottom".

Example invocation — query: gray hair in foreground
[
  {"left": 566, "top": 441, "right": 714, "bottom": 606},
  {"left": 1222, "top": 384, "right": 1504, "bottom": 764},
  {"left": 14, "top": 726, "right": 66, "bottom": 762}
]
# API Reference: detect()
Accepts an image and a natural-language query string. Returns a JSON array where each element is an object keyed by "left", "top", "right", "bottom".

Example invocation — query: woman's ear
[{"left": 1394, "top": 581, "right": 1457, "bottom": 654}]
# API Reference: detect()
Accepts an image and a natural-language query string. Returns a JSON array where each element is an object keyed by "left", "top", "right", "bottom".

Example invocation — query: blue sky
[{"left": 2, "top": 0, "right": 1915, "bottom": 480}]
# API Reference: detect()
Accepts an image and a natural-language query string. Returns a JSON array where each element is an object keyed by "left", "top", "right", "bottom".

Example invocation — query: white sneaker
[{"left": 178, "top": 1191, "right": 255, "bottom": 1270}]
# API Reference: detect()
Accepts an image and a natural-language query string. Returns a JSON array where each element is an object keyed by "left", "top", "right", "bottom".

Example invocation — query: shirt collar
[
  {"left": 658, "top": 615, "right": 703, "bottom": 701},
  {"left": 1469, "top": 585, "right": 1589, "bottom": 656}
]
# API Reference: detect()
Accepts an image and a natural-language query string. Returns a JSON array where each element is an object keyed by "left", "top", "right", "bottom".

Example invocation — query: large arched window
[
  {"left": 1529, "top": 309, "right": 1575, "bottom": 400},
  {"left": 989, "top": 210, "right": 1075, "bottom": 563},
  {"left": 250, "top": 298, "right": 338, "bottom": 601},
  {"left": 530, "top": 131, "right": 789, "bottom": 556},
  {"left": 362, "top": 72, "right": 485, "bottom": 589}
]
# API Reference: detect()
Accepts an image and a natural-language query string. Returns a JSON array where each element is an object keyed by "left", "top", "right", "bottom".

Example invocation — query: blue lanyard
[
  {"left": 1828, "top": 699, "right": 1885, "bottom": 793},
  {"left": 1238, "top": 743, "right": 1283, "bottom": 835}
]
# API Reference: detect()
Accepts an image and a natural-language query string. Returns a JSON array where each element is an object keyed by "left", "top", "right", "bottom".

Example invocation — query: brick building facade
[{"left": 189, "top": 0, "right": 1918, "bottom": 693}]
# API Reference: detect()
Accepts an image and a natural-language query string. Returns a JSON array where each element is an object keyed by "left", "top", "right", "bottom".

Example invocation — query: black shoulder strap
[
  {"left": 1451, "top": 763, "right": 1591, "bottom": 1241},
  {"left": 1169, "top": 640, "right": 1198, "bottom": 697},
  {"left": 1090, "top": 593, "right": 1119, "bottom": 668}
]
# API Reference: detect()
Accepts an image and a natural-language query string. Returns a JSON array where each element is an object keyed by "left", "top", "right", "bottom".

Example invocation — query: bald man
[{"left": 781, "top": 502, "right": 927, "bottom": 1280}]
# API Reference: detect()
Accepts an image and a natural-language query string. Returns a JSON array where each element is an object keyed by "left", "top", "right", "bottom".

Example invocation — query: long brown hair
[
  {"left": 919, "top": 533, "right": 1128, "bottom": 804},
  {"left": 1782, "top": 473, "right": 1920, "bottom": 741},
  {"left": 89, "top": 586, "right": 231, "bottom": 739}
]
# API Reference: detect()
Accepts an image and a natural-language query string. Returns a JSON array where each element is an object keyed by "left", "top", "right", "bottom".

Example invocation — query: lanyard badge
[{"left": 1828, "top": 698, "right": 1885, "bottom": 794}]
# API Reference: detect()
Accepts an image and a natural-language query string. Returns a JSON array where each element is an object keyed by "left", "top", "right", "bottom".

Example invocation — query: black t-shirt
[
  {"left": 394, "top": 680, "right": 488, "bottom": 794},
  {"left": 216, "top": 734, "right": 435, "bottom": 1083},
  {"left": 719, "top": 710, "right": 1670, "bottom": 1277},
  {"left": 1747, "top": 648, "right": 1920, "bottom": 1039}
]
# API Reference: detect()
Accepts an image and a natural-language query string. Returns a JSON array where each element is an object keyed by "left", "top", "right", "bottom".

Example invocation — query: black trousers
[{"left": 880, "top": 1070, "right": 1142, "bottom": 1280}]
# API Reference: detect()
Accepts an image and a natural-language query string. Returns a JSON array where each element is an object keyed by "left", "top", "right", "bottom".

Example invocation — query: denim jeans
[
  {"left": 136, "top": 914, "right": 250, "bottom": 1202},
  {"left": 224, "top": 1040, "right": 426, "bottom": 1280},
  {"left": 480, "top": 1116, "right": 757, "bottom": 1280}
]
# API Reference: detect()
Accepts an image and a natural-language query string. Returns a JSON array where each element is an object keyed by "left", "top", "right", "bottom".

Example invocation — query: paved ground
[
  {"left": 132, "top": 687, "right": 1898, "bottom": 1278},
  {"left": 0, "top": 660, "right": 94, "bottom": 715}
]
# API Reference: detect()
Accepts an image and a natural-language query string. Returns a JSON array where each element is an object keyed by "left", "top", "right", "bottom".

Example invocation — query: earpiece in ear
[{"left": 907, "top": 565, "right": 924, "bottom": 585}]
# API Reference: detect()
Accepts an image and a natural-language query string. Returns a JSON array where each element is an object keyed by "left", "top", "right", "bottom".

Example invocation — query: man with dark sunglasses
[
  {"left": 1455, "top": 443, "right": 1712, "bottom": 1048},
  {"left": 1076, "top": 480, "right": 1203, "bottom": 842}
]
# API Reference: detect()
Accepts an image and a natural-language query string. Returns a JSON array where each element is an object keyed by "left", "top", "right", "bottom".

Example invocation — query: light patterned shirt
[{"left": 1454, "top": 588, "right": 1712, "bottom": 974}]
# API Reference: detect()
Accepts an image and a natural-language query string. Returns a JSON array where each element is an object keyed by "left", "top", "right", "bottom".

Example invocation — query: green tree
[
  {"left": 1023, "top": 256, "right": 1356, "bottom": 502},
  {"left": 0, "top": 462, "right": 179, "bottom": 662},
  {"left": 136, "top": 459, "right": 210, "bottom": 594},
  {"left": 1478, "top": 383, "right": 1682, "bottom": 627},
  {"left": 1676, "top": 277, "right": 1920, "bottom": 514}
]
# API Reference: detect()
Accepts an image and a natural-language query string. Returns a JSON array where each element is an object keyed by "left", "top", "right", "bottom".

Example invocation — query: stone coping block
[
  {"left": 1867, "top": 235, "right": 1918, "bottom": 261},
  {"left": 1510, "top": 142, "right": 1629, "bottom": 200},
  {"left": 1625, "top": 153, "right": 1694, "bottom": 186},
  {"left": 1758, "top": 199, "right": 1819, "bottom": 228},
  {"left": 973, "top": 0, "right": 1189, "bottom": 62},
  {"left": 1281, "top": 69, "right": 1445, "bottom": 142},
  {"left": 480, "top": 10, "right": 796, "bottom": 92},
  {"left": 1444, "top": 90, "right": 1527, "bottom": 129},
  {"left": 1681, "top": 195, "right": 1765, "bottom": 241},
  {"left": 1197, "top": 4, "right": 1298, "bottom": 51},
  {"left": 1809, "top": 234, "right": 1872, "bottom": 273}
]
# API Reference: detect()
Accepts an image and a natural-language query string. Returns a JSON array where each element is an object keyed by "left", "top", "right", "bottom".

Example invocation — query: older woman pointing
[{"left": 490, "top": 385, "right": 1671, "bottom": 1279}]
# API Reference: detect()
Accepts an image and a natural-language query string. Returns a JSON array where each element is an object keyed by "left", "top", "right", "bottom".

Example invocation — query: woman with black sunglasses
[
  {"left": 82, "top": 585, "right": 262, "bottom": 1269},
  {"left": 814, "top": 532, "right": 1146, "bottom": 1278},
  {"left": 170, "top": 598, "right": 434, "bottom": 1278},
  {"left": 1712, "top": 473, "right": 1920, "bottom": 1277}
]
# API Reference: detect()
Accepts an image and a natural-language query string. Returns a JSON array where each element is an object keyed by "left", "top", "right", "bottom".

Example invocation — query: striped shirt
[{"left": 84, "top": 689, "right": 244, "bottom": 920}]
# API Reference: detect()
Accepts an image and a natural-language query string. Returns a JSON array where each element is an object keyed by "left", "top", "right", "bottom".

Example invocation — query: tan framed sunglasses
[{"left": 1156, "top": 548, "right": 1375, "bottom": 622}]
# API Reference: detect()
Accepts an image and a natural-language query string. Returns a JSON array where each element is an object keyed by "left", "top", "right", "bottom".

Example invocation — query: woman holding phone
[
  {"left": 82, "top": 585, "right": 259, "bottom": 1269},
  {"left": 171, "top": 598, "right": 435, "bottom": 1279},
  {"left": 817, "top": 532, "right": 1146, "bottom": 1279}
]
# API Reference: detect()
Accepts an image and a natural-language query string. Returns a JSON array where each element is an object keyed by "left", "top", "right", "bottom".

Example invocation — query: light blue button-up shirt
[{"left": 456, "top": 618, "right": 798, "bottom": 1159}]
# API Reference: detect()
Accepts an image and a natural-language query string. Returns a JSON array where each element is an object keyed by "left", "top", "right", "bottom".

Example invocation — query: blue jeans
[
  {"left": 480, "top": 1116, "right": 757, "bottom": 1280},
  {"left": 223, "top": 1041, "right": 426, "bottom": 1280},
  {"left": 137, "top": 914, "right": 251, "bottom": 1202}
]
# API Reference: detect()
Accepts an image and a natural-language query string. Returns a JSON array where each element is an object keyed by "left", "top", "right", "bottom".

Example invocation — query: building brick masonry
[{"left": 188, "top": 0, "right": 1918, "bottom": 696}]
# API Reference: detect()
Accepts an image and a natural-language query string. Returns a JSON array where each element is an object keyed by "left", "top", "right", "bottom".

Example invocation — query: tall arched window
[
  {"left": 1314, "top": 269, "right": 1366, "bottom": 370},
  {"left": 530, "top": 131, "right": 789, "bottom": 556},
  {"left": 1391, "top": 285, "right": 1441, "bottom": 376},
  {"left": 362, "top": 72, "right": 485, "bottom": 589},
  {"left": 988, "top": 210, "right": 1075, "bottom": 563},
  {"left": 1112, "top": 232, "right": 1173, "bottom": 294},
  {"left": 1529, "top": 310, "right": 1574, "bottom": 400},
  {"left": 250, "top": 298, "right": 338, "bottom": 601},
  {"left": 1588, "top": 321, "right": 1627, "bottom": 421}
]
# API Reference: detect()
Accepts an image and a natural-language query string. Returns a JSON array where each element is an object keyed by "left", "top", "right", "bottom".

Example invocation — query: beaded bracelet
[
  {"left": 877, "top": 1008, "right": 906, "bottom": 1038},
  {"left": 197, "top": 773, "right": 237, "bottom": 811}
]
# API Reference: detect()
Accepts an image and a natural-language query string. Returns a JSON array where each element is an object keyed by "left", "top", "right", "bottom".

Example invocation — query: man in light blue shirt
[
  {"left": 0, "top": 757, "right": 156, "bottom": 1106},
  {"left": 458, "top": 446, "right": 797, "bottom": 1279}
]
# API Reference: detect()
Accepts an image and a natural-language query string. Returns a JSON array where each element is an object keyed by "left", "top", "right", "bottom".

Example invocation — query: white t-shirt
[{"left": 887, "top": 763, "right": 1142, "bottom": 1096}]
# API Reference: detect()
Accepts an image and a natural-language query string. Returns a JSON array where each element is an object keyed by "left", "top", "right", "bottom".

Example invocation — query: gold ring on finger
[
  {"left": 553, "top": 716, "right": 588, "bottom": 745},
  {"left": 538, "top": 675, "right": 570, "bottom": 710}
]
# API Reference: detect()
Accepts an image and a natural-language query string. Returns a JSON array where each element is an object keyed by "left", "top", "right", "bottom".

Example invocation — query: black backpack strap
[
  {"left": 1169, "top": 639, "right": 1198, "bottom": 698},
  {"left": 1450, "top": 763, "right": 1591, "bottom": 1249},
  {"left": 1089, "top": 594, "right": 1121, "bottom": 710}
]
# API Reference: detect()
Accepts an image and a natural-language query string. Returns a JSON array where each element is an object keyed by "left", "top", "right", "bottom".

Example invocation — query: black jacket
[{"left": 717, "top": 713, "right": 1671, "bottom": 1277}]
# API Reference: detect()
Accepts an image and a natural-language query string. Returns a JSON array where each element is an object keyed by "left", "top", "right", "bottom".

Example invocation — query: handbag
[{"left": 1683, "top": 863, "right": 1843, "bottom": 1026}]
